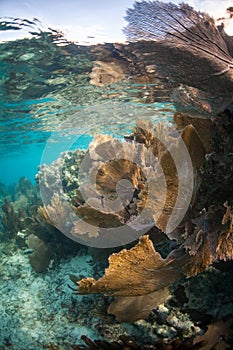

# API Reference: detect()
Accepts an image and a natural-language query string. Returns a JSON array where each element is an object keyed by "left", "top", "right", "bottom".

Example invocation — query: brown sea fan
[{"left": 120, "top": 1, "right": 233, "bottom": 112}]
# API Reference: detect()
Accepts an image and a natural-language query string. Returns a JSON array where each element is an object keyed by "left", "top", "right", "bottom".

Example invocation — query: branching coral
[
  {"left": 216, "top": 202, "right": 233, "bottom": 261},
  {"left": 1, "top": 198, "right": 22, "bottom": 239},
  {"left": 0, "top": 178, "right": 41, "bottom": 241}
]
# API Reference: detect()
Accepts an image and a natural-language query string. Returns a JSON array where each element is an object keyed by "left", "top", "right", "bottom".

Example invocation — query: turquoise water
[
  {"left": 0, "top": 20, "right": 175, "bottom": 185},
  {"left": 1, "top": 10, "right": 233, "bottom": 350},
  {"left": 0, "top": 17, "right": 179, "bottom": 349}
]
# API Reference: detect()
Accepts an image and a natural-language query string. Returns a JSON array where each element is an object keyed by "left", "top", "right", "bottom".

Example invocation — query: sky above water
[{"left": 0, "top": 0, "right": 232, "bottom": 43}]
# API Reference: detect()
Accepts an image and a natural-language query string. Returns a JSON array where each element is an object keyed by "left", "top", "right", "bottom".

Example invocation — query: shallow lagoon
[{"left": 1, "top": 4, "right": 233, "bottom": 350}]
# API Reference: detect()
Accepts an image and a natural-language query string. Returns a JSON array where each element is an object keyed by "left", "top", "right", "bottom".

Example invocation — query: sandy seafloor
[{"left": 0, "top": 242, "right": 96, "bottom": 349}]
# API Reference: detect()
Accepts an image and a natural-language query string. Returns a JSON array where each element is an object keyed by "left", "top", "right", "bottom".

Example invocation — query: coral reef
[
  {"left": 1, "top": 2, "right": 233, "bottom": 348},
  {"left": 76, "top": 109, "right": 233, "bottom": 323},
  {"left": 35, "top": 105, "right": 233, "bottom": 326},
  {"left": 75, "top": 315, "right": 233, "bottom": 350},
  {"left": 0, "top": 243, "right": 103, "bottom": 349},
  {"left": 0, "top": 237, "right": 209, "bottom": 349},
  {"left": 0, "top": 177, "right": 41, "bottom": 241},
  {"left": 0, "top": 177, "right": 83, "bottom": 272},
  {"left": 37, "top": 117, "right": 209, "bottom": 248},
  {"left": 26, "top": 234, "right": 51, "bottom": 273},
  {"left": 1, "top": 198, "right": 23, "bottom": 239}
]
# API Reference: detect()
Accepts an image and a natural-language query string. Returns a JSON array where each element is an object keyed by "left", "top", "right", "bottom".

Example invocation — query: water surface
[{"left": 0, "top": 18, "right": 175, "bottom": 184}]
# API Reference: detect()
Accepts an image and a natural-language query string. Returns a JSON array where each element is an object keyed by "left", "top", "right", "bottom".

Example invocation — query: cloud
[
  {"left": 198, "top": 0, "right": 233, "bottom": 35},
  {"left": 57, "top": 24, "right": 108, "bottom": 44},
  {"left": 192, "top": 0, "right": 230, "bottom": 18}
]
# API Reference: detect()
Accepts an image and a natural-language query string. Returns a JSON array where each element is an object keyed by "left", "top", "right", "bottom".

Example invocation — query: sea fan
[{"left": 122, "top": 1, "right": 233, "bottom": 99}]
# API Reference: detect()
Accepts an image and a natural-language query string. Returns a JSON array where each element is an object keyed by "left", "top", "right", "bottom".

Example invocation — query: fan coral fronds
[
  {"left": 132, "top": 120, "right": 206, "bottom": 234},
  {"left": 77, "top": 201, "right": 233, "bottom": 299},
  {"left": 72, "top": 135, "right": 151, "bottom": 239},
  {"left": 73, "top": 204, "right": 126, "bottom": 228},
  {"left": 193, "top": 319, "right": 233, "bottom": 350},
  {"left": 174, "top": 112, "right": 213, "bottom": 154},
  {"left": 77, "top": 235, "right": 184, "bottom": 296},
  {"left": 71, "top": 119, "right": 204, "bottom": 238},
  {"left": 183, "top": 203, "right": 233, "bottom": 276},
  {"left": 107, "top": 287, "right": 169, "bottom": 322},
  {"left": 38, "top": 121, "right": 202, "bottom": 243},
  {"left": 38, "top": 193, "right": 71, "bottom": 230},
  {"left": 123, "top": 1, "right": 233, "bottom": 96},
  {"left": 216, "top": 202, "right": 233, "bottom": 261}
]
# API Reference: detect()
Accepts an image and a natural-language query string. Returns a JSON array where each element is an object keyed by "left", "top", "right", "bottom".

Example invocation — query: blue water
[
  {"left": 0, "top": 105, "right": 174, "bottom": 185},
  {"left": 0, "top": 134, "right": 94, "bottom": 184},
  {"left": 0, "top": 19, "right": 175, "bottom": 187}
]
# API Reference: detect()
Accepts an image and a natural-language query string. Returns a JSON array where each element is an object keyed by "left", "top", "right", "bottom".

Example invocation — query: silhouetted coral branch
[{"left": 122, "top": 1, "right": 233, "bottom": 99}]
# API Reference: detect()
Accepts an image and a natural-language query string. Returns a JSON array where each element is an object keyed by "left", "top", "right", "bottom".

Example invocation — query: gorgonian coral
[
  {"left": 38, "top": 115, "right": 205, "bottom": 248},
  {"left": 123, "top": 1, "right": 233, "bottom": 96},
  {"left": 75, "top": 111, "right": 233, "bottom": 321},
  {"left": 37, "top": 108, "right": 232, "bottom": 321}
]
